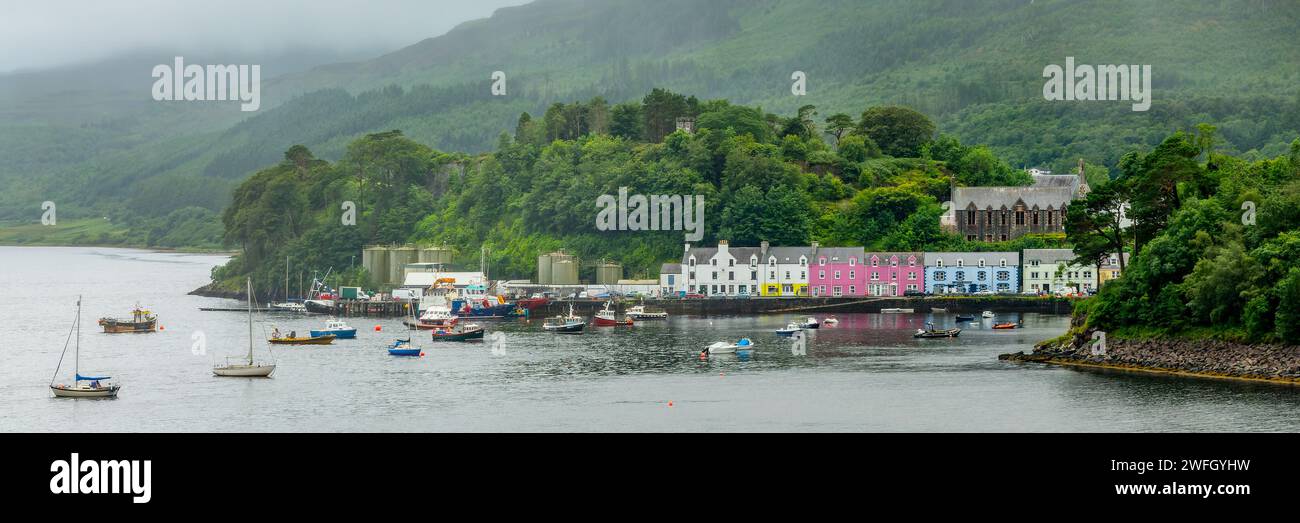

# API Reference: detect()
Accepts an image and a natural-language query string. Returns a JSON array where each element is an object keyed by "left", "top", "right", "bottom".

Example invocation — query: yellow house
[
  {"left": 760, "top": 243, "right": 812, "bottom": 297},
  {"left": 1099, "top": 252, "right": 1129, "bottom": 286}
]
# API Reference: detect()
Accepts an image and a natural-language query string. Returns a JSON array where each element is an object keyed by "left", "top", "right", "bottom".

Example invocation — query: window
[
  {"left": 711, "top": 259, "right": 717, "bottom": 266},
  {"left": 770, "top": 271, "right": 776, "bottom": 279},
  {"left": 769, "top": 257, "right": 776, "bottom": 267},
  {"left": 750, "top": 257, "right": 758, "bottom": 268},
  {"left": 1083, "top": 271, "right": 1092, "bottom": 278},
  {"left": 978, "top": 259, "right": 985, "bottom": 267},
  {"left": 849, "top": 258, "right": 856, "bottom": 267},
  {"left": 967, "top": 235, "right": 977, "bottom": 241},
  {"left": 785, "top": 271, "right": 791, "bottom": 279},
  {"left": 997, "top": 271, "right": 1010, "bottom": 281},
  {"left": 934, "top": 271, "right": 947, "bottom": 281},
  {"left": 728, "top": 259, "right": 734, "bottom": 267},
  {"left": 728, "top": 271, "right": 734, "bottom": 281},
  {"left": 849, "top": 285, "right": 856, "bottom": 294},
  {"left": 871, "top": 257, "right": 879, "bottom": 267},
  {"left": 908, "top": 272, "right": 916, "bottom": 280},
  {"left": 834, "top": 270, "right": 841, "bottom": 280},
  {"left": 891, "top": 258, "right": 898, "bottom": 267},
  {"left": 800, "top": 257, "right": 807, "bottom": 267},
  {"left": 848, "top": 270, "right": 855, "bottom": 280},
  {"left": 1016, "top": 211, "right": 1025, "bottom": 225},
  {"left": 1000, "top": 234, "right": 1008, "bottom": 241},
  {"left": 1033, "top": 212, "right": 1040, "bottom": 225},
  {"left": 819, "top": 270, "right": 826, "bottom": 279},
  {"left": 711, "top": 271, "right": 717, "bottom": 279},
  {"left": 800, "top": 271, "right": 806, "bottom": 279},
  {"left": 689, "top": 258, "right": 695, "bottom": 267},
  {"left": 936, "top": 259, "right": 944, "bottom": 268},
  {"left": 750, "top": 271, "right": 757, "bottom": 280},
  {"left": 907, "top": 284, "right": 917, "bottom": 291},
  {"left": 908, "top": 257, "right": 916, "bottom": 267},
  {"left": 957, "top": 260, "right": 964, "bottom": 267},
  {"left": 871, "top": 271, "right": 879, "bottom": 281},
  {"left": 966, "top": 211, "right": 975, "bottom": 225},
  {"left": 956, "top": 271, "right": 966, "bottom": 281},
  {"left": 1031, "top": 272, "right": 1039, "bottom": 279},
  {"left": 977, "top": 272, "right": 987, "bottom": 281},
  {"left": 833, "top": 286, "right": 842, "bottom": 297},
  {"left": 999, "top": 259, "right": 1007, "bottom": 267},
  {"left": 818, "top": 257, "right": 826, "bottom": 266},
  {"left": 1030, "top": 260, "right": 1039, "bottom": 267},
  {"left": 689, "top": 271, "right": 696, "bottom": 280}
]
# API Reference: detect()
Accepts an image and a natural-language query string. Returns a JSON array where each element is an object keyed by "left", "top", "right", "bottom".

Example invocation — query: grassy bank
[{"left": 0, "top": 218, "right": 226, "bottom": 252}]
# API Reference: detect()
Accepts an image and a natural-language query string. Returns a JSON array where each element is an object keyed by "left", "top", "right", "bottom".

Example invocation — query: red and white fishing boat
[{"left": 592, "top": 301, "right": 633, "bottom": 327}]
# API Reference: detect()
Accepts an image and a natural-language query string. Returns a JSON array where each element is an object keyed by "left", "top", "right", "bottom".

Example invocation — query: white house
[
  {"left": 659, "top": 263, "right": 682, "bottom": 296},
  {"left": 1022, "top": 248, "right": 1095, "bottom": 294},
  {"left": 761, "top": 241, "right": 813, "bottom": 296},
  {"left": 682, "top": 240, "right": 762, "bottom": 297}
]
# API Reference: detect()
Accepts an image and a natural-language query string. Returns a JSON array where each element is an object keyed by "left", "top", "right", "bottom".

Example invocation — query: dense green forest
[
  {"left": 210, "top": 89, "right": 1075, "bottom": 294},
  {"left": 4, "top": 0, "right": 1299, "bottom": 249},
  {"left": 1071, "top": 133, "right": 1300, "bottom": 344}
]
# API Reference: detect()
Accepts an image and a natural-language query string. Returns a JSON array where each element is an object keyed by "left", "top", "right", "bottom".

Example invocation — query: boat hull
[
  {"left": 593, "top": 317, "right": 633, "bottom": 326},
  {"left": 389, "top": 348, "right": 421, "bottom": 356},
  {"left": 213, "top": 364, "right": 276, "bottom": 377},
  {"left": 51, "top": 385, "right": 120, "bottom": 398},
  {"left": 269, "top": 334, "right": 336, "bottom": 345},
  {"left": 304, "top": 300, "right": 336, "bottom": 314},
  {"left": 544, "top": 323, "right": 584, "bottom": 334},
  {"left": 914, "top": 329, "right": 962, "bottom": 338},
  {"left": 430, "top": 326, "right": 486, "bottom": 342},
  {"left": 98, "top": 319, "right": 156, "bottom": 333}
]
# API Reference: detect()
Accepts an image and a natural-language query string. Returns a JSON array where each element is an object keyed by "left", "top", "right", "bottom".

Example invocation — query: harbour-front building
[
  {"left": 811, "top": 247, "right": 865, "bottom": 297},
  {"left": 682, "top": 240, "right": 762, "bottom": 297},
  {"left": 923, "top": 252, "right": 1020, "bottom": 294},
  {"left": 863, "top": 252, "right": 924, "bottom": 296},
  {"left": 761, "top": 242, "right": 812, "bottom": 296},
  {"left": 1022, "top": 249, "right": 1094, "bottom": 294}
]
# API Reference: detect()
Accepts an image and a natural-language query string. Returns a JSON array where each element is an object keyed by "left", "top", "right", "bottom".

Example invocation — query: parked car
[
  {"left": 683, "top": 293, "right": 705, "bottom": 299},
  {"left": 903, "top": 290, "right": 926, "bottom": 297}
]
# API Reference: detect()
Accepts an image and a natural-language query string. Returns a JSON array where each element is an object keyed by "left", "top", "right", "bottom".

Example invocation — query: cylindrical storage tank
[
  {"left": 388, "top": 247, "right": 418, "bottom": 286},
  {"left": 537, "top": 254, "right": 553, "bottom": 285},
  {"left": 419, "top": 246, "right": 454, "bottom": 265},
  {"left": 363, "top": 247, "right": 390, "bottom": 288},
  {"left": 552, "top": 259, "right": 579, "bottom": 285},
  {"left": 595, "top": 262, "right": 622, "bottom": 285}
]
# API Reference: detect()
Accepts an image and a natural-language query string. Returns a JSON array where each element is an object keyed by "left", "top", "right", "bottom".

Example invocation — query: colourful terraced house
[
  {"left": 810, "top": 247, "right": 865, "bottom": 297},
  {"left": 923, "top": 252, "right": 1020, "bottom": 294},
  {"left": 863, "top": 252, "right": 925, "bottom": 296},
  {"left": 760, "top": 241, "right": 811, "bottom": 297}
]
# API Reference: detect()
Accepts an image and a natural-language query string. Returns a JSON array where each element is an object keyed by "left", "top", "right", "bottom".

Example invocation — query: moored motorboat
[
  {"left": 270, "top": 301, "right": 307, "bottom": 313},
  {"left": 955, "top": 315, "right": 976, "bottom": 322},
  {"left": 775, "top": 322, "right": 803, "bottom": 336},
  {"left": 268, "top": 330, "right": 336, "bottom": 345},
  {"left": 993, "top": 321, "right": 1022, "bottom": 330},
  {"left": 51, "top": 296, "right": 121, "bottom": 398},
  {"left": 626, "top": 305, "right": 668, "bottom": 320},
  {"left": 706, "top": 338, "right": 754, "bottom": 354},
  {"left": 310, "top": 318, "right": 357, "bottom": 339},
  {"left": 800, "top": 317, "right": 820, "bottom": 329},
  {"left": 543, "top": 303, "right": 585, "bottom": 334},
  {"left": 822, "top": 316, "right": 839, "bottom": 326},
  {"left": 881, "top": 308, "right": 915, "bottom": 314},
  {"left": 593, "top": 300, "right": 634, "bottom": 326},
  {"left": 982, "top": 310, "right": 995, "bottom": 318},
  {"left": 430, "top": 322, "right": 486, "bottom": 341},
  {"left": 97, "top": 305, "right": 156, "bottom": 333},
  {"left": 914, "top": 328, "right": 961, "bottom": 338}
]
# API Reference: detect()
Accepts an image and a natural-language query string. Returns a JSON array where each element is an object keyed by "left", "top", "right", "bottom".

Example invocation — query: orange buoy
[
  {"left": 667, "top": 401, "right": 673, "bottom": 407},
  {"left": 374, "top": 325, "right": 382, "bottom": 332},
  {"left": 420, "top": 352, "right": 425, "bottom": 357}
]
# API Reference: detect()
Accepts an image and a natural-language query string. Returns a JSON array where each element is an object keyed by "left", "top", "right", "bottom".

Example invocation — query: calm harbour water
[{"left": 3, "top": 246, "right": 1299, "bottom": 432}]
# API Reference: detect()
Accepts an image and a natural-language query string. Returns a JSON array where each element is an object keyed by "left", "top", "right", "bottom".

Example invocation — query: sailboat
[
  {"left": 214, "top": 278, "right": 277, "bottom": 377},
  {"left": 50, "top": 296, "right": 120, "bottom": 398},
  {"left": 271, "top": 256, "right": 307, "bottom": 313}
]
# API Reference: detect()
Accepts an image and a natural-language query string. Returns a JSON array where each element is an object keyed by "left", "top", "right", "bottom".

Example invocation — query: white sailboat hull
[
  {"left": 50, "top": 385, "right": 120, "bottom": 398},
  {"left": 214, "top": 364, "right": 276, "bottom": 377}
]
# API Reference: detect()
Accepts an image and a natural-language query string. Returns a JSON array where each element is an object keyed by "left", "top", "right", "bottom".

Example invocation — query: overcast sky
[{"left": 0, "top": 0, "right": 531, "bottom": 73}]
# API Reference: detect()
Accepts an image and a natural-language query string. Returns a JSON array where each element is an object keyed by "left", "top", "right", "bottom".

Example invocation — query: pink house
[
  {"left": 810, "top": 247, "right": 865, "bottom": 297},
  {"left": 864, "top": 252, "right": 924, "bottom": 296}
]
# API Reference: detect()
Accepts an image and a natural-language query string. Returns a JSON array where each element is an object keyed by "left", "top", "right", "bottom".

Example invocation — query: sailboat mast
[
  {"left": 247, "top": 278, "right": 254, "bottom": 364},
  {"left": 285, "top": 256, "right": 290, "bottom": 301},
  {"left": 75, "top": 296, "right": 81, "bottom": 379}
]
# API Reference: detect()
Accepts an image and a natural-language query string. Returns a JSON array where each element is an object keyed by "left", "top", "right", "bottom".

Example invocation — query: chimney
[
  {"left": 717, "top": 239, "right": 729, "bottom": 256},
  {"left": 760, "top": 240, "right": 769, "bottom": 255},
  {"left": 684, "top": 242, "right": 690, "bottom": 253}
]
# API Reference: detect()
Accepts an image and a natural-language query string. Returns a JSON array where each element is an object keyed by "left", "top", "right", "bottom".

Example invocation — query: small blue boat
[
  {"left": 310, "top": 318, "right": 357, "bottom": 339},
  {"left": 388, "top": 339, "right": 421, "bottom": 356}
]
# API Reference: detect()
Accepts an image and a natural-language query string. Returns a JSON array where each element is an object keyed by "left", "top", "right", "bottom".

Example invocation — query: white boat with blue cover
[
  {"left": 310, "top": 318, "right": 357, "bottom": 339},
  {"left": 50, "top": 296, "right": 121, "bottom": 398},
  {"left": 706, "top": 338, "right": 754, "bottom": 354}
]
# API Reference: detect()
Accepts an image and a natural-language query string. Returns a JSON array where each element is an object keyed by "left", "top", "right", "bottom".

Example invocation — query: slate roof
[
  {"left": 1022, "top": 249, "right": 1078, "bottom": 265},
  {"left": 952, "top": 186, "right": 1073, "bottom": 210},
  {"left": 923, "top": 252, "right": 1020, "bottom": 267},
  {"left": 814, "top": 247, "right": 864, "bottom": 262}
]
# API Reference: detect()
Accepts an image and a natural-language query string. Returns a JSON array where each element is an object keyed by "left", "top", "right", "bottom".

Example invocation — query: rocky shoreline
[{"left": 1002, "top": 315, "right": 1300, "bottom": 384}]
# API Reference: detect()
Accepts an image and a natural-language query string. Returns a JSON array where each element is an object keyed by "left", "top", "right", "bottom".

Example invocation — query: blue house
[{"left": 923, "top": 252, "right": 1020, "bottom": 294}]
